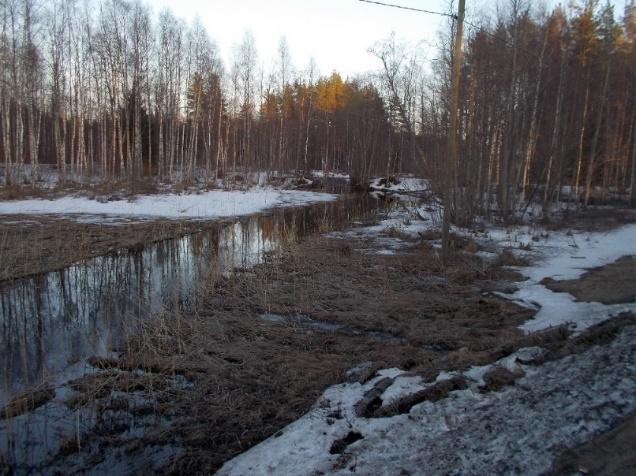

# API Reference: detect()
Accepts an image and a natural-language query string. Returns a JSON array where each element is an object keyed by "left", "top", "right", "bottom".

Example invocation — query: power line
[
  {"left": 357, "top": 0, "right": 543, "bottom": 63},
  {"left": 357, "top": 0, "right": 456, "bottom": 19}
]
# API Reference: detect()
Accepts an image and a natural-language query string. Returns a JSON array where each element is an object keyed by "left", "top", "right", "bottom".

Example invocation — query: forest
[
  {"left": 2, "top": 1, "right": 636, "bottom": 473},
  {"left": 1, "top": 0, "right": 635, "bottom": 215}
]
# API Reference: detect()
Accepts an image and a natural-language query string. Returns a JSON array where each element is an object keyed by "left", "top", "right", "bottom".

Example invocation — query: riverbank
[
  {"left": 218, "top": 206, "right": 636, "bottom": 475},
  {"left": 0, "top": 188, "right": 337, "bottom": 282},
  {"left": 11, "top": 226, "right": 535, "bottom": 473},
  {"left": 1, "top": 187, "right": 635, "bottom": 474}
]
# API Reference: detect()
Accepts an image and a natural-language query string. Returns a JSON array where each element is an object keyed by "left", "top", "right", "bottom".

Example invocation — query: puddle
[{"left": 259, "top": 313, "right": 406, "bottom": 344}]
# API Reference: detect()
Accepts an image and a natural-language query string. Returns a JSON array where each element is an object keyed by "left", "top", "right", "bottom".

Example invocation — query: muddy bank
[
  {"left": 542, "top": 256, "right": 636, "bottom": 305},
  {"left": 0, "top": 194, "right": 369, "bottom": 282},
  {"left": 552, "top": 413, "right": 636, "bottom": 476},
  {"left": 0, "top": 215, "right": 208, "bottom": 282}
]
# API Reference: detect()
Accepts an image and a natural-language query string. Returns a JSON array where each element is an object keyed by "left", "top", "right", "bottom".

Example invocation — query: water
[
  {"left": 259, "top": 313, "right": 406, "bottom": 343},
  {"left": 0, "top": 193, "right": 388, "bottom": 470},
  {"left": 0, "top": 194, "right": 385, "bottom": 403}
]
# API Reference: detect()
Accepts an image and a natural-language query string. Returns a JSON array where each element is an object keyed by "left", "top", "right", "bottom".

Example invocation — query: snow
[
  {"left": 329, "top": 199, "right": 440, "bottom": 255},
  {"left": 217, "top": 197, "right": 636, "bottom": 475},
  {"left": 379, "top": 375, "right": 426, "bottom": 405},
  {"left": 475, "top": 223, "right": 636, "bottom": 333},
  {"left": 218, "top": 328, "right": 636, "bottom": 475},
  {"left": 0, "top": 189, "right": 337, "bottom": 220},
  {"left": 369, "top": 176, "right": 430, "bottom": 193},
  {"left": 311, "top": 170, "right": 351, "bottom": 180},
  {"left": 332, "top": 190, "right": 636, "bottom": 331}
]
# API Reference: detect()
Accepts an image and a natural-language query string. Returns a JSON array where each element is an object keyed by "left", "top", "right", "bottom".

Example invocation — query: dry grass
[
  {"left": 53, "top": 233, "right": 538, "bottom": 473},
  {"left": 6, "top": 206, "right": 593, "bottom": 474},
  {"left": 0, "top": 217, "right": 207, "bottom": 281},
  {"left": 0, "top": 384, "right": 55, "bottom": 419},
  {"left": 541, "top": 256, "right": 636, "bottom": 305},
  {"left": 382, "top": 225, "right": 415, "bottom": 242},
  {"left": 496, "top": 248, "right": 530, "bottom": 267},
  {"left": 479, "top": 366, "right": 525, "bottom": 393},
  {"left": 374, "top": 376, "right": 469, "bottom": 418}
]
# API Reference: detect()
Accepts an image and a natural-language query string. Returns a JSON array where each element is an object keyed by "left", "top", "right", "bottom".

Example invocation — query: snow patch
[
  {"left": 219, "top": 328, "right": 636, "bottom": 475},
  {"left": 369, "top": 176, "right": 430, "bottom": 193},
  {"left": 475, "top": 224, "right": 636, "bottom": 332},
  {"left": 0, "top": 189, "right": 337, "bottom": 220}
]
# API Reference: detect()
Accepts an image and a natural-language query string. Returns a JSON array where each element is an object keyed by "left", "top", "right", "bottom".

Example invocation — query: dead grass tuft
[
  {"left": 0, "top": 385, "right": 55, "bottom": 418},
  {"left": 382, "top": 225, "right": 415, "bottom": 242},
  {"left": 496, "top": 249, "right": 530, "bottom": 267},
  {"left": 375, "top": 376, "right": 469, "bottom": 417},
  {"left": 479, "top": 366, "right": 524, "bottom": 393}
]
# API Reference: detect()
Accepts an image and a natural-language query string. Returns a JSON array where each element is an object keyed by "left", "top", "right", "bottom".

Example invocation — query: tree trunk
[
  {"left": 584, "top": 60, "right": 611, "bottom": 206},
  {"left": 575, "top": 71, "right": 591, "bottom": 206}
]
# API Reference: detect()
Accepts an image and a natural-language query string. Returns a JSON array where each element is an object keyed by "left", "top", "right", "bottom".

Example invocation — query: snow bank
[
  {"left": 369, "top": 176, "right": 430, "bottom": 193},
  {"left": 311, "top": 170, "right": 351, "bottom": 180},
  {"left": 0, "top": 189, "right": 337, "bottom": 220},
  {"left": 478, "top": 224, "right": 636, "bottom": 332},
  {"left": 219, "top": 328, "right": 636, "bottom": 475}
]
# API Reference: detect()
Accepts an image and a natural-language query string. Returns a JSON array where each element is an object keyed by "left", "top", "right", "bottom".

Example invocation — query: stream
[{"left": 0, "top": 193, "right": 391, "bottom": 472}]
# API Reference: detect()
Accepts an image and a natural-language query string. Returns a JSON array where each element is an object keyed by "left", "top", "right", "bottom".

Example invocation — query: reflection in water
[{"left": 0, "top": 195, "right": 384, "bottom": 403}]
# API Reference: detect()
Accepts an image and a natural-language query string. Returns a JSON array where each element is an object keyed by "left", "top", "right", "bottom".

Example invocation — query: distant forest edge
[{"left": 1, "top": 0, "right": 635, "bottom": 210}]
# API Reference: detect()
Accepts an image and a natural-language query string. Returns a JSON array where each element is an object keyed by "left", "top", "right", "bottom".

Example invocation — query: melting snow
[
  {"left": 369, "top": 176, "right": 431, "bottom": 193},
  {"left": 477, "top": 224, "right": 636, "bottom": 333},
  {"left": 218, "top": 204, "right": 636, "bottom": 475},
  {"left": 0, "top": 189, "right": 337, "bottom": 220},
  {"left": 218, "top": 329, "right": 636, "bottom": 475}
]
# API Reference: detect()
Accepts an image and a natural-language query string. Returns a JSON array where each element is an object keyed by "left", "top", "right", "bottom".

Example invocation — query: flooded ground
[
  {"left": 0, "top": 193, "right": 389, "bottom": 472},
  {"left": 4, "top": 185, "right": 632, "bottom": 475}
]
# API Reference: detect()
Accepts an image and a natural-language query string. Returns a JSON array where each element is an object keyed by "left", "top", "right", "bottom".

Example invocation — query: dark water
[{"left": 0, "top": 194, "right": 385, "bottom": 403}]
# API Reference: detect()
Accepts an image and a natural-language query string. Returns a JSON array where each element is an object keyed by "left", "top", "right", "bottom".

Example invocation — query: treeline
[
  {"left": 433, "top": 0, "right": 636, "bottom": 215},
  {"left": 2, "top": 0, "right": 635, "bottom": 213},
  {"left": 0, "top": 0, "right": 407, "bottom": 186}
]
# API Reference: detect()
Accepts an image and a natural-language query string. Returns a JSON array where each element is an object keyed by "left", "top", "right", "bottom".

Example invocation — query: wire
[
  {"left": 357, "top": 0, "right": 457, "bottom": 19},
  {"left": 357, "top": 0, "right": 543, "bottom": 63}
]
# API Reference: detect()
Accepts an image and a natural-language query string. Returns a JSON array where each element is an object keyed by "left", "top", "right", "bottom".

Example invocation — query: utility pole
[{"left": 442, "top": 0, "right": 466, "bottom": 265}]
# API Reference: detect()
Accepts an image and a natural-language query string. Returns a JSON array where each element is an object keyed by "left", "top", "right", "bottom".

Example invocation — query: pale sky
[{"left": 146, "top": 0, "right": 630, "bottom": 79}]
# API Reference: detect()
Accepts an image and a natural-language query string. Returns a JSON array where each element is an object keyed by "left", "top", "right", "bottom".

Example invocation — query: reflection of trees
[{"left": 0, "top": 197, "right": 384, "bottom": 399}]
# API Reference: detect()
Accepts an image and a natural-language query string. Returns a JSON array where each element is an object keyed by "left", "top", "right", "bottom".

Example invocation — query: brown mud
[
  {"left": 552, "top": 413, "right": 636, "bottom": 476},
  {"left": 542, "top": 256, "right": 636, "bottom": 305}
]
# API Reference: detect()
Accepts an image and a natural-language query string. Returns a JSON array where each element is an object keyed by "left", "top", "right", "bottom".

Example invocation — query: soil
[
  {"left": 552, "top": 413, "right": 636, "bottom": 476},
  {"left": 542, "top": 256, "right": 636, "bottom": 304}
]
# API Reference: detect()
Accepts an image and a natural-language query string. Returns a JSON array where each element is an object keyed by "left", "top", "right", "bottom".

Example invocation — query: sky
[{"left": 146, "top": 0, "right": 630, "bottom": 79}]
